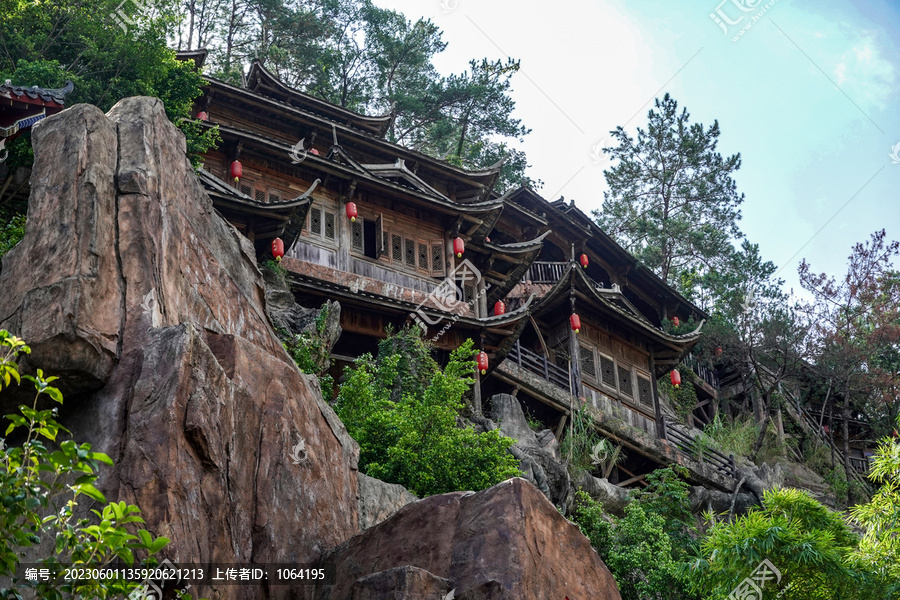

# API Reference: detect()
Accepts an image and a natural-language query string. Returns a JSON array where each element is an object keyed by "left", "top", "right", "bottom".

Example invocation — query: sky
[{"left": 374, "top": 0, "right": 900, "bottom": 298}]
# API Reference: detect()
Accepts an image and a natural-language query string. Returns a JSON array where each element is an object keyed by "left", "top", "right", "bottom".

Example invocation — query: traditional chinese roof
[
  {"left": 196, "top": 167, "right": 317, "bottom": 247},
  {"left": 0, "top": 80, "right": 73, "bottom": 138},
  {"left": 247, "top": 60, "right": 395, "bottom": 137},
  {"left": 530, "top": 260, "right": 704, "bottom": 355},
  {"left": 0, "top": 80, "right": 73, "bottom": 107}
]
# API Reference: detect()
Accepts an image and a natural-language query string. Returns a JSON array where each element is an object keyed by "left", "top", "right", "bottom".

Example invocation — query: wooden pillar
[
  {"left": 649, "top": 353, "right": 667, "bottom": 442},
  {"left": 473, "top": 369, "right": 483, "bottom": 416},
  {"left": 568, "top": 291, "right": 582, "bottom": 397}
]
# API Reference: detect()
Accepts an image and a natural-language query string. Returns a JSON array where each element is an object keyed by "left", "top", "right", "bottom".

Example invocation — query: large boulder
[
  {"left": 489, "top": 394, "right": 572, "bottom": 509},
  {"left": 319, "top": 478, "right": 622, "bottom": 600},
  {"left": 0, "top": 99, "right": 360, "bottom": 598},
  {"left": 357, "top": 473, "right": 418, "bottom": 531}
]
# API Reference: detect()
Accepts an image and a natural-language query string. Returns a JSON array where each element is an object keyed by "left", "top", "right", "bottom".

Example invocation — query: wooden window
[
  {"left": 404, "top": 237, "right": 416, "bottom": 267},
  {"left": 363, "top": 219, "right": 378, "bottom": 258},
  {"left": 324, "top": 212, "right": 335, "bottom": 240},
  {"left": 580, "top": 344, "right": 596, "bottom": 380},
  {"left": 600, "top": 354, "right": 616, "bottom": 389},
  {"left": 618, "top": 365, "right": 634, "bottom": 398},
  {"left": 418, "top": 241, "right": 429, "bottom": 270},
  {"left": 310, "top": 208, "right": 322, "bottom": 235},
  {"left": 240, "top": 183, "right": 252, "bottom": 197},
  {"left": 391, "top": 234, "right": 403, "bottom": 261},
  {"left": 431, "top": 243, "right": 444, "bottom": 275},
  {"left": 255, "top": 188, "right": 266, "bottom": 203},
  {"left": 351, "top": 220, "right": 363, "bottom": 250},
  {"left": 637, "top": 375, "right": 653, "bottom": 407},
  {"left": 269, "top": 192, "right": 280, "bottom": 203}
]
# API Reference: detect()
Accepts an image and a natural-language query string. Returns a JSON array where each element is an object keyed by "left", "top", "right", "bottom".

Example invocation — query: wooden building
[{"left": 186, "top": 52, "right": 738, "bottom": 491}]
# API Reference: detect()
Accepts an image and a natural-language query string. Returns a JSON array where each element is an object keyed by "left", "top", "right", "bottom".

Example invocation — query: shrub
[
  {"left": 560, "top": 404, "right": 603, "bottom": 474},
  {"left": 333, "top": 330, "right": 521, "bottom": 497},
  {"left": 0, "top": 331, "right": 170, "bottom": 599},
  {"left": 0, "top": 214, "right": 26, "bottom": 260}
]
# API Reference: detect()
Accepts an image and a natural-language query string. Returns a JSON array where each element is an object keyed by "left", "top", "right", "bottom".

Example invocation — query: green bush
[
  {"left": 333, "top": 329, "right": 521, "bottom": 497},
  {"left": 695, "top": 415, "right": 758, "bottom": 460},
  {"left": 0, "top": 331, "right": 170, "bottom": 599},
  {"left": 570, "top": 486, "right": 694, "bottom": 600},
  {"left": 560, "top": 404, "right": 603, "bottom": 475},
  {"left": 689, "top": 487, "right": 870, "bottom": 600},
  {"left": 280, "top": 303, "right": 334, "bottom": 392},
  {"left": 657, "top": 371, "right": 698, "bottom": 423},
  {"left": 0, "top": 215, "right": 26, "bottom": 260}
]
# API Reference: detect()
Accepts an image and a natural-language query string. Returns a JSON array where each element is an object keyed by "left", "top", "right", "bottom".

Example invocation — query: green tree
[
  {"left": 689, "top": 487, "right": 868, "bottom": 600},
  {"left": 0, "top": 0, "right": 218, "bottom": 173},
  {"left": 333, "top": 329, "right": 521, "bottom": 497},
  {"left": 0, "top": 331, "right": 169, "bottom": 599},
  {"left": 848, "top": 419, "right": 900, "bottom": 596},
  {"left": 594, "top": 93, "right": 744, "bottom": 292}
]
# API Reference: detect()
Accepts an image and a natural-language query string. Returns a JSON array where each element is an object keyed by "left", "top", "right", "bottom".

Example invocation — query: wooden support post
[
  {"left": 649, "top": 354, "right": 667, "bottom": 442},
  {"left": 473, "top": 369, "right": 483, "bottom": 416},
  {"left": 568, "top": 291, "right": 582, "bottom": 397}
]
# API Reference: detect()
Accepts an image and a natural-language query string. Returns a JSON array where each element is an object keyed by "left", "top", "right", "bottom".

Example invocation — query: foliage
[
  {"left": 594, "top": 93, "right": 744, "bottom": 291},
  {"left": 570, "top": 486, "right": 695, "bottom": 600},
  {"left": 333, "top": 330, "right": 520, "bottom": 497},
  {"left": 848, "top": 423, "right": 900, "bottom": 596},
  {"left": 0, "top": 215, "right": 26, "bottom": 261},
  {"left": 0, "top": 0, "right": 217, "bottom": 172},
  {"left": 657, "top": 371, "right": 698, "bottom": 423},
  {"left": 560, "top": 404, "right": 603, "bottom": 474},
  {"left": 280, "top": 303, "right": 334, "bottom": 392},
  {"left": 689, "top": 487, "right": 870, "bottom": 600},
  {"left": 632, "top": 466, "right": 696, "bottom": 559},
  {"left": 696, "top": 415, "right": 758, "bottom": 460},
  {"left": 0, "top": 331, "right": 169, "bottom": 599}
]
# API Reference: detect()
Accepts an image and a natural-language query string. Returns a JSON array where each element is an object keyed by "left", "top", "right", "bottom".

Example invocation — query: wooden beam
[{"left": 618, "top": 473, "right": 647, "bottom": 487}]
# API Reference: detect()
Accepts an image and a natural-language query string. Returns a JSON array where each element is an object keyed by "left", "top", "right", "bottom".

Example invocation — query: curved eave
[
  {"left": 480, "top": 230, "right": 551, "bottom": 255},
  {"left": 246, "top": 60, "right": 393, "bottom": 137},
  {"left": 0, "top": 80, "right": 73, "bottom": 107},
  {"left": 201, "top": 76, "right": 504, "bottom": 188},
  {"left": 484, "top": 234, "right": 548, "bottom": 306},
  {"left": 532, "top": 262, "right": 704, "bottom": 348},
  {"left": 211, "top": 122, "right": 506, "bottom": 216}
]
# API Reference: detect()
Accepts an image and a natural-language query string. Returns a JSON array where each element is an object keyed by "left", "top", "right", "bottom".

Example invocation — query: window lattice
[
  {"left": 600, "top": 355, "right": 616, "bottom": 388},
  {"left": 464, "top": 284, "right": 475, "bottom": 304},
  {"left": 269, "top": 193, "right": 280, "bottom": 203},
  {"left": 351, "top": 220, "right": 363, "bottom": 250},
  {"left": 240, "top": 184, "right": 252, "bottom": 197},
  {"left": 418, "top": 242, "right": 429, "bottom": 269},
  {"left": 637, "top": 376, "right": 653, "bottom": 407},
  {"left": 404, "top": 237, "right": 416, "bottom": 267},
  {"left": 392, "top": 234, "right": 403, "bottom": 261},
  {"left": 618, "top": 365, "right": 633, "bottom": 397},
  {"left": 310, "top": 208, "right": 322, "bottom": 235},
  {"left": 324, "top": 212, "right": 335, "bottom": 240},
  {"left": 580, "top": 345, "right": 596, "bottom": 379},
  {"left": 255, "top": 188, "right": 266, "bottom": 203},
  {"left": 431, "top": 243, "right": 444, "bottom": 274}
]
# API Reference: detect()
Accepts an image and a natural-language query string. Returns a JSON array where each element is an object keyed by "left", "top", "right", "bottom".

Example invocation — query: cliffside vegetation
[
  {"left": 332, "top": 329, "right": 521, "bottom": 497},
  {"left": 0, "top": 331, "right": 171, "bottom": 599}
]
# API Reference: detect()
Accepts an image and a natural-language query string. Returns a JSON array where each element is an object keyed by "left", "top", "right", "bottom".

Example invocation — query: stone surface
[
  {"left": 489, "top": 394, "right": 572, "bottom": 508},
  {"left": 357, "top": 473, "right": 418, "bottom": 531},
  {"left": 0, "top": 99, "right": 360, "bottom": 599},
  {"left": 350, "top": 566, "right": 453, "bottom": 600},
  {"left": 576, "top": 472, "right": 632, "bottom": 515},
  {"left": 319, "top": 478, "right": 622, "bottom": 600}
]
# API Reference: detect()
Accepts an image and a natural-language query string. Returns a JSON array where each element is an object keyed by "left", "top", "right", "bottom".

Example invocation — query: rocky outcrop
[
  {"left": 487, "top": 394, "right": 573, "bottom": 509},
  {"left": 0, "top": 99, "right": 360, "bottom": 599},
  {"left": 357, "top": 473, "right": 418, "bottom": 531},
  {"left": 319, "top": 478, "right": 622, "bottom": 600}
]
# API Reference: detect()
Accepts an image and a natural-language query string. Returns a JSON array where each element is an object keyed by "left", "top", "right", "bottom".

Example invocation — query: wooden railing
[
  {"left": 509, "top": 340, "right": 572, "bottom": 393},
  {"left": 682, "top": 353, "right": 720, "bottom": 390},
  {"left": 663, "top": 419, "right": 736, "bottom": 479},
  {"left": 522, "top": 261, "right": 568, "bottom": 284}
]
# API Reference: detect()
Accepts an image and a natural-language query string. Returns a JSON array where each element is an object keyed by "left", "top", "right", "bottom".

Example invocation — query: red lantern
[
  {"left": 230, "top": 160, "right": 242, "bottom": 183},
  {"left": 271, "top": 237, "right": 285, "bottom": 262},
  {"left": 579, "top": 254, "right": 589, "bottom": 269},
  {"left": 570, "top": 313, "right": 581, "bottom": 333},
  {"left": 493, "top": 301, "right": 506, "bottom": 316},
  {"left": 346, "top": 202, "right": 358, "bottom": 222},
  {"left": 453, "top": 237, "right": 465, "bottom": 258},
  {"left": 196, "top": 111, "right": 208, "bottom": 121},
  {"left": 485, "top": 236, "right": 491, "bottom": 242},
  {"left": 477, "top": 351, "right": 489, "bottom": 375},
  {"left": 670, "top": 369, "right": 681, "bottom": 388},
  {"left": 715, "top": 347, "right": 723, "bottom": 357},
  {"left": 672, "top": 316, "right": 680, "bottom": 327},
  {"left": 310, "top": 148, "right": 320, "bottom": 155}
]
